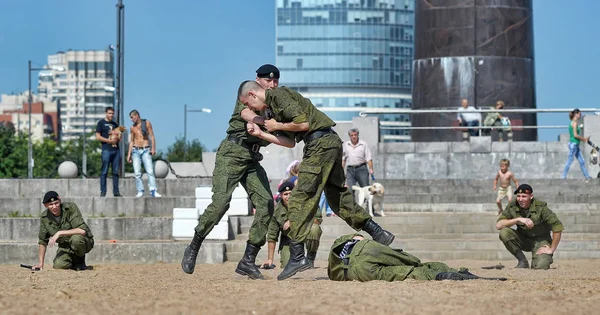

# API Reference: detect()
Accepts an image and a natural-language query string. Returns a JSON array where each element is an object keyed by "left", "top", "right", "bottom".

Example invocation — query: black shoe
[
  {"left": 181, "top": 234, "right": 204, "bottom": 274},
  {"left": 362, "top": 219, "right": 395, "bottom": 246},
  {"left": 100, "top": 192, "right": 106, "bottom": 197},
  {"left": 277, "top": 241, "right": 311, "bottom": 280},
  {"left": 306, "top": 251, "right": 317, "bottom": 269},
  {"left": 74, "top": 255, "right": 87, "bottom": 271},
  {"left": 235, "top": 243, "right": 265, "bottom": 280},
  {"left": 114, "top": 193, "right": 123, "bottom": 197}
]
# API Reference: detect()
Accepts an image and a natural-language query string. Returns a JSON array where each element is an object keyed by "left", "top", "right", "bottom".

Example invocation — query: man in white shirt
[
  {"left": 342, "top": 128, "right": 373, "bottom": 198},
  {"left": 457, "top": 98, "right": 481, "bottom": 137}
]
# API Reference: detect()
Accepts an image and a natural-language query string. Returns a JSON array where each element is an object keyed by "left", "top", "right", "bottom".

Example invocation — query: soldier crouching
[{"left": 31, "top": 191, "right": 94, "bottom": 271}]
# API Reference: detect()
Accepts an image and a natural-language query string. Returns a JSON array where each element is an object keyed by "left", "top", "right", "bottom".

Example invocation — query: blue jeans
[
  {"left": 320, "top": 192, "right": 332, "bottom": 216},
  {"left": 132, "top": 148, "right": 157, "bottom": 192},
  {"left": 460, "top": 120, "right": 480, "bottom": 137},
  {"left": 101, "top": 149, "right": 120, "bottom": 194},
  {"left": 562, "top": 142, "right": 591, "bottom": 179}
]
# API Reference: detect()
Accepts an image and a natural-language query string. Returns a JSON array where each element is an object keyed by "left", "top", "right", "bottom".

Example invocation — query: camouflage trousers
[
  {"left": 346, "top": 240, "right": 457, "bottom": 281},
  {"left": 280, "top": 223, "right": 322, "bottom": 268},
  {"left": 53, "top": 235, "right": 94, "bottom": 269},
  {"left": 194, "top": 140, "right": 273, "bottom": 247},
  {"left": 499, "top": 228, "right": 554, "bottom": 269},
  {"left": 287, "top": 134, "right": 371, "bottom": 243}
]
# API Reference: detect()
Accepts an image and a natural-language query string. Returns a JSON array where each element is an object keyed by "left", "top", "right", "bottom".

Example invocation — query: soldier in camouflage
[
  {"left": 239, "top": 82, "right": 395, "bottom": 281},
  {"left": 263, "top": 180, "right": 322, "bottom": 269},
  {"left": 181, "top": 65, "right": 295, "bottom": 280},
  {"left": 33, "top": 191, "right": 94, "bottom": 271},
  {"left": 328, "top": 234, "right": 506, "bottom": 282},
  {"left": 496, "top": 184, "right": 564, "bottom": 269}
]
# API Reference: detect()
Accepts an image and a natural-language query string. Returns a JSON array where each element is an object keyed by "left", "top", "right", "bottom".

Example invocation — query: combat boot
[
  {"left": 306, "top": 251, "right": 317, "bottom": 268},
  {"left": 235, "top": 243, "right": 265, "bottom": 280},
  {"left": 74, "top": 255, "right": 87, "bottom": 271},
  {"left": 362, "top": 219, "right": 395, "bottom": 246},
  {"left": 514, "top": 250, "right": 530, "bottom": 268},
  {"left": 277, "top": 241, "right": 311, "bottom": 280},
  {"left": 181, "top": 233, "right": 204, "bottom": 274}
]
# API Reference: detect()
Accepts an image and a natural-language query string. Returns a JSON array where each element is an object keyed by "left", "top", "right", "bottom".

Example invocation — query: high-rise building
[
  {"left": 276, "top": 0, "right": 415, "bottom": 141},
  {"left": 38, "top": 49, "right": 115, "bottom": 141}
]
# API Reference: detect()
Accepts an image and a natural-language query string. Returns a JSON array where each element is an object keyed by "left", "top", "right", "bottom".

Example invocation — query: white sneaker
[
  {"left": 135, "top": 192, "right": 144, "bottom": 198},
  {"left": 151, "top": 190, "right": 162, "bottom": 198}
]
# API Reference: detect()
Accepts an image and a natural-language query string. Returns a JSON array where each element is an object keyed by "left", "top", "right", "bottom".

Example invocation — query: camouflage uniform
[
  {"left": 498, "top": 198, "right": 564, "bottom": 269},
  {"left": 38, "top": 202, "right": 94, "bottom": 269},
  {"left": 328, "top": 234, "right": 459, "bottom": 281},
  {"left": 267, "top": 199, "right": 323, "bottom": 267},
  {"left": 194, "top": 101, "right": 273, "bottom": 247},
  {"left": 265, "top": 87, "right": 372, "bottom": 243}
]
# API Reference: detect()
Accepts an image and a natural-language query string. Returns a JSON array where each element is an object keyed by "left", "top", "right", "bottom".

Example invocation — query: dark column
[{"left": 412, "top": 0, "right": 537, "bottom": 141}]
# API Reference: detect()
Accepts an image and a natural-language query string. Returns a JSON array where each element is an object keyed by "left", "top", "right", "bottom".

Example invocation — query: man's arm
[
  {"left": 33, "top": 244, "right": 47, "bottom": 270},
  {"left": 246, "top": 122, "right": 295, "bottom": 148},
  {"left": 264, "top": 119, "right": 309, "bottom": 133},
  {"left": 241, "top": 108, "right": 265, "bottom": 125},
  {"left": 48, "top": 228, "right": 86, "bottom": 247},
  {"left": 127, "top": 127, "right": 134, "bottom": 162},
  {"left": 147, "top": 120, "right": 156, "bottom": 155},
  {"left": 367, "top": 160, "right": 374, "bottom": 175},
  {"left": 496, "top": 217, "right": 532, "bottom": 230},
  {"left": 549, "top": 231, "right": 562, "bottom": 253},
  {"left": 265, "top": 240, "right": 276, "bottom": 266},
  {"left": 364, "top": 144, "right": 374, "bottom": 174}
]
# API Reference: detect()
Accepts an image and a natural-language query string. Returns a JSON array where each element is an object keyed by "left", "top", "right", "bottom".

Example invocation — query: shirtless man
[
  {"left": 127, "top": 110, "right": 161, "bottom": 197},
  {"left": 493, "top": 158, "right": 518, "bottom": 214}
]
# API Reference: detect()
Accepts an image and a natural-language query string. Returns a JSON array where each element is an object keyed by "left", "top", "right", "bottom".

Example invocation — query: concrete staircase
[{"left": 1, "top": 178, "right": 599, "bottom": 265}]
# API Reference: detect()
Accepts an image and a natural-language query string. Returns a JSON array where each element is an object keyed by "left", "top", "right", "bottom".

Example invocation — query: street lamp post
[
  {"left": 28, "top": 61, "right": 64, "bottom": 179},
  {"left": 183, "top": 104, "right": 211, "bottom": 160}
]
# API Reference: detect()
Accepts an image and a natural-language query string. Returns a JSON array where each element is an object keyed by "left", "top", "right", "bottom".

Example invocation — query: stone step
[
  {"left": 380, "top": 203, "right": 600, "bottom": 212},
  {"left": 234, "top": 232, "right": 600, "bottom": 241},
  {"left": 0, "top": 178, "right": 213, "bottom": 198},
  {"left": 0, "top": 196, "right": 196, "bottom": 217},
  {"left": 225, "top": 245, "right": 600, "bottom": 262},
  {"left": 0, "top": 240, "right": 225, "bottom": 265},
  {"left": 381, "top": 194, "right": 600, "bottom": 203}
]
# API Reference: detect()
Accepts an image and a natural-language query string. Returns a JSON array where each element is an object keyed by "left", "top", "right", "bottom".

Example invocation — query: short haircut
[
  {"left": 129, "top": 109, "right": 140, "bottom": 117},
  {"left": 105, "top": 107, "right": 115, "bottom": 113},
  {"left": 348, "top": 128, "right": 359, "bottom": 135},
  {"left": 500, "top": 158, "right": 510, "bottom": 166},
  {"left": 237, "top": 80, "right": 262, "bottom": 100},
  {"left": 496, "top": 100, "right": 505, "bottom": 107}
]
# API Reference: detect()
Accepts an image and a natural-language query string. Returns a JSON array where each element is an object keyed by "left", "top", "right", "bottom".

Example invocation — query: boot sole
[
  {"left": 276, "top": 263, "right": 312, "bottom": 281},
  {"left": 235, "top": 268, "right": 265, "bottom": 280}
]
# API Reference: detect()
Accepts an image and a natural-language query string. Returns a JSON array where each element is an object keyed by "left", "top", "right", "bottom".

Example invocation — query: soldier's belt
[
  {"left": 227, "top": 135, "right": 261, "bottom": 153},
  {"left": 304, "top": 128, "right": 335, "bottom": 144}
]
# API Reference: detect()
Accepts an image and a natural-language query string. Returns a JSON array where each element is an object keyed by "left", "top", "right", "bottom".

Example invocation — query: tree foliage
[{"left": 0, "top": 126, "right": 205, "bottom": 178}]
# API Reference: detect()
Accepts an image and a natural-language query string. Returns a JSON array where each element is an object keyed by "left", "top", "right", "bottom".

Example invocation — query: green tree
[
  {"left": 162, "top": 136, "right": 206, "bottom": 162},
  {"left": 0, "top": 125, "right": 28, "bottom": 178}
]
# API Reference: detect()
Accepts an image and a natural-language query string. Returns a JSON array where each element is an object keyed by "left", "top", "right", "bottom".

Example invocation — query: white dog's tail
[{"left": 351, "top": 185, "right": 362, "bottom": 191}]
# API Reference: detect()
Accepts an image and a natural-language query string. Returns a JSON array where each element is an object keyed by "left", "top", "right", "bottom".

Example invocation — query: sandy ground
[{"left": 1, "top": 260, "right": 599, "bottom": 315}]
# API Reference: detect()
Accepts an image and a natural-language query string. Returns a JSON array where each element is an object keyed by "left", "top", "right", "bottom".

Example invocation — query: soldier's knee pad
[{"left": 498, "top": 227, "right": 516, "bottom": 242}]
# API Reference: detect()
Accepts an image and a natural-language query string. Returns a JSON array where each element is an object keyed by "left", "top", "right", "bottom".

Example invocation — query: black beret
[
  {"left": 256, "top": 64, "right": 280, "bottom": 79},
  {"left": 514, "top": 184, "right": 533, "bottom": 195},
  {"left": 42, "top": 191, "right": 59, "bottom": 204},
  {"left": 278, "top": 180, "right": 295, "bottom": 193}
]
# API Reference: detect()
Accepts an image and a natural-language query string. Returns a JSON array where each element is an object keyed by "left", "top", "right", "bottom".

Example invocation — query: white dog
[{"left": 352, "top": 183, "right": 385, "bottom": 217}]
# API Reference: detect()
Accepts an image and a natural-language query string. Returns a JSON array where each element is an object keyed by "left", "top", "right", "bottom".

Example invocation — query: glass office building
[{"left": 276, "top": 0, "right": 414, "bottom": 141}]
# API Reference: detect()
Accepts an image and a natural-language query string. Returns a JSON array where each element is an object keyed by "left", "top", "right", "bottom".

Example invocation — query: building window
[
  {"left": 296, "top": 58, "right": 303, "bottom": 68},
  {"left": 277, "top": 45, "right": 284, "bottom": 54}
]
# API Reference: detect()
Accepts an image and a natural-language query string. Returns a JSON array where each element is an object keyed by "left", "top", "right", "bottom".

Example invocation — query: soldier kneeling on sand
[
  {"left": 328, "top": 233, "right": 507, "bottom": 282},
  {"left": 496, "top": 184, "right": 564, "bottom": 269},
  {"left": 31, "top": 191, "right": 94, "bottom": 271}
]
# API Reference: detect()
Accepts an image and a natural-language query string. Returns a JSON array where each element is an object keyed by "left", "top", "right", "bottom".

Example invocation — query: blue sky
[{"left": 0, "top": 0, "right": 599, "bottom": 151}]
